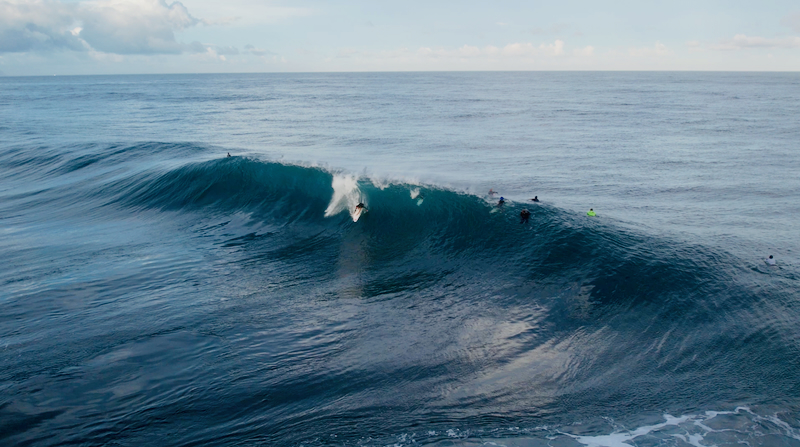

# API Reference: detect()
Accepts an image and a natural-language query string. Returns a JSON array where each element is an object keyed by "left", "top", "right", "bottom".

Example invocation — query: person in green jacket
[{"left": 587, "top": 208, "right": 596, "bottom": 217}]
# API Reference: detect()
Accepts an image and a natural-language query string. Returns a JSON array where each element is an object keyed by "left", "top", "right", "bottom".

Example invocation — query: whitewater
[{"left": 1, "top": 72, "right": 799, "bottom": 446}]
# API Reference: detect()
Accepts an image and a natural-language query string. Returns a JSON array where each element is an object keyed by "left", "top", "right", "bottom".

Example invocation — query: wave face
[{"left": 2, "top": 143, "right": 799, "bottom": 447}]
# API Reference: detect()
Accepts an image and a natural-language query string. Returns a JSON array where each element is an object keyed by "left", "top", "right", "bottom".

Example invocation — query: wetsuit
[{"left": 520, "top": 209, "right": 531, "bottom": 224}]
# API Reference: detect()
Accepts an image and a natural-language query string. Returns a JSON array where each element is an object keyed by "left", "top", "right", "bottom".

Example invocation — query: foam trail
[
  {"left": 324, "top": 174, "right": 363, "bottom": 221},
  {"left": 411, "top": 187, "right": 424, "bottom": 205},
  {"left": 570, "top": 414, "right": 692, "bottom": 447}
]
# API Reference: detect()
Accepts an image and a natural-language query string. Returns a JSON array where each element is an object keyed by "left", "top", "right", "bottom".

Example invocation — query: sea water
[{"left": 1, "top": 72, "right": 799, "bottom": 446}]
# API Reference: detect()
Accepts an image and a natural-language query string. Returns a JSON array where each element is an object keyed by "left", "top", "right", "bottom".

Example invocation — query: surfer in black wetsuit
[
  {"left": 227, "top": 152, "right": 231, "bottom": 157},
  {"left": 355, "top": 203, "right": 366, "bottom": 212},
  {"left": 497, "top": 197, "right": 505, "bottom": 207},
  {"left": 530, "top": 196, "right": 539, "bottom": 202},
  {"left": 520, "top": 209, "right": 531, "bottom": 224}
]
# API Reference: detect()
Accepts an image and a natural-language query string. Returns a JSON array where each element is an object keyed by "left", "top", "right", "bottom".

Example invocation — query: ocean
[{"left": 1, "top": 72, "right": 799, "bottom": 446}]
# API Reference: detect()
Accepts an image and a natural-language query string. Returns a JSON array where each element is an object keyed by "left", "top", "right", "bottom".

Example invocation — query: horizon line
[{"left": 3, "top": 69, "right": 800, "bottom": 78}]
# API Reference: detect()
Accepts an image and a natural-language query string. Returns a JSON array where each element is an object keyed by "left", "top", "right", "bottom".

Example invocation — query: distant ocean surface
[{"left": 1, "top": 72, "right": 799, "bottom": 446}]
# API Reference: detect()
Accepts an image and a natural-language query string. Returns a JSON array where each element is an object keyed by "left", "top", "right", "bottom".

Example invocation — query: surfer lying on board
[
  {"left": 530, "top": 196, "right": 539, "bottom": 202},
  {"left": 355, "top": 203, "right": 366, "bottom": 212},
  {"left": 520, "top": 209, "right": 531, "bottom": 224}
]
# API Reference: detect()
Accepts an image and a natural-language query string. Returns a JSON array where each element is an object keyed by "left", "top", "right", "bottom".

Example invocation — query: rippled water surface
[{"left": 1, "top": 72, "right": 799, "bottom": 446}]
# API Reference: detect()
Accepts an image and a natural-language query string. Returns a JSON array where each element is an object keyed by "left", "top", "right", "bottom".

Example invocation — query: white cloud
[
  {"left": 0, "top": 0, "right": 214, "bottom": 55},
  {"left": 573, "top": 45, "right": 594, "bottom": 57},
  {"left": 335, "top": 48, "right": 358, "bottom": 58},
  {"left": 414, "top": 41, "right": 567, "bottom": 59},
  {"left": 501, "top": 42, "right": 536, "bottom": 56},
  {"left": 0, "top": 0, "right": 84, "bottom": 52},
  {"left": 540, "top": 40, "right": 564, "bottom": 55},
  {"left": 686, "top": 40, "right": 703, "bottom": 52},
  {"left": 458, "top": 44, "right": 480, "bottom": 57},
  {"left": 79, "top": 0, "right": 200, "bottom": 54},
  {"left": 185, "top": 0, "right": 313, "bottom": 27},
  {"left": 710, "top": 34, "right": 800, "bottom": 50},
  {"left": 628, "top": 41, "right": 672, "bottom": 57}
]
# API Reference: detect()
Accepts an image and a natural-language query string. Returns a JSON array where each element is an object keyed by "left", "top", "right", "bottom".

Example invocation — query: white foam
[
  {"left": 570, "top": 414, "right": 692, "bottom": 447},
  {"left": 410, "top": 188, "right": 420, "bottom": 199},
  {"left": 324, "top": 174, "right": 363, "bottom": 221},
  {"left": 370, "top": 177, "right": 391, "bottom": 190}
]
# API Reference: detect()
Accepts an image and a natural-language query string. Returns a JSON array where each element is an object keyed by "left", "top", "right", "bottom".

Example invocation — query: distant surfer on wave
[
  {"left": 227, "top": 152, "right": 231, "bottom": 157},
  {"left": 497, "top": 197, "right": 505, "bottom": 207},
  {"left": 520, "top": 209, "right": 531, "bottom": 224},
  {"left": 488, "top": 189, "right": 498, "bottom": 196},
  {"left": 355, "top": 203, "right": 366, "bottom": 212},
  {"left": 765, "top": 255, "right": 776, "bottom": 266},
  {"left": 530, "top": 196, "right": 539, "bottom": 202},
  {"left": 587, "top": 208, "right": 596, "bottom": 217}
]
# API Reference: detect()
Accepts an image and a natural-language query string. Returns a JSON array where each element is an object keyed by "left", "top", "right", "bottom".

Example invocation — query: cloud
[
  {"left": 459, "top": 44, "right": 480, "bottom": 57},
  {"left": 685, "top": 40, "right": 703, "bottom": 52},
  {"left": 710, "top": 34, "right": 800, "bottom": 50},
  {"left": 194, "top": 45, "right": 236, "bottom": 61},
  {"left": 79, "top": 0, "right": 200, "bottom": 54},
  {"left": 782, "top": 12, "right": 800, "bottom": 33},
  {"left": 573, "top": 45, "right": 594, "bottom": 57},
  {"left": 0, "top": 0, "right": 206, "bottom": 54},
  {"left": 211, "top": 45, "right": 238, "bottom": 56},
  {"left": 540, "top": 40, "right": 564, "bottom": 56},
  {"left": 628, "top": 41, "right": 672, "bottom": 57},
  {"left": 414, "top": 40, "right": 567, "bottom": 60},
  {"left": 0, "top": 0, "right": 84, "bottom": 52},
  {"left": 244, "top": 44, "right": 273, "bottom": 56},
  {"left": 335, "top": 47, "right": 358, "bottom": 58}
]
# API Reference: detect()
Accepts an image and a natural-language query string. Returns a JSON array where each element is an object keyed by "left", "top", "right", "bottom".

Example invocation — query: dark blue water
[{"left": 1, "top": 73, "right": 799, "bottom": 446}]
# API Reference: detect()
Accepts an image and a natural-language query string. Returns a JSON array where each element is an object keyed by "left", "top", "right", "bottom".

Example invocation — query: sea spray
[
  {"left": 325, "top": 174, "right": 363, "bottom": 221},
  {"left": 411, "top": 187, "right": 424, "bottom": 205}
]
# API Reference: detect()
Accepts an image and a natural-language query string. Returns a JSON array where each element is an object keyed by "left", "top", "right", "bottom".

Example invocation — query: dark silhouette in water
[{"left": 520, "top": 209, "right": 531, "bottom": 224}]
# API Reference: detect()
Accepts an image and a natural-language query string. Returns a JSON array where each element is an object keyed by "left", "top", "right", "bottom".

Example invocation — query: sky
[{"left": 1, "top": 0, "right": 799, "bottom": 75}]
